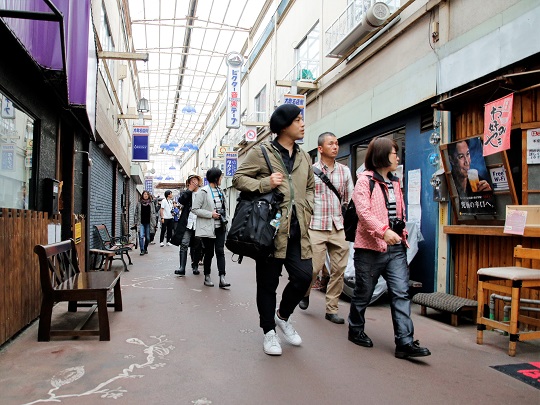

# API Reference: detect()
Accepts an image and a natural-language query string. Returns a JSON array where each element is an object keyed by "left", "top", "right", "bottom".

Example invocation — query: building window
[
  {"left": 353, "top": 127, "right": 405, "bottom": 177},
  {"left": 0, "top": 91, "right": 34, "bottom": 209},
  {"left": 295, "top": 22, "right": 320, "bottom": 80},
  {"left": 254, "top": 86, "right": 266, "bottom": 122}
]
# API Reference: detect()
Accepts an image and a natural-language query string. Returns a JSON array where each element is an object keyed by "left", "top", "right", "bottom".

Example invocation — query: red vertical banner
[{"left": 483, "top": 93, "right": 513, "bottom": 156}]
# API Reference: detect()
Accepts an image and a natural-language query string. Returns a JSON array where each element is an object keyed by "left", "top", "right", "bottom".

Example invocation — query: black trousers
[
  {"left": 201, "top": 226, "right": 226, "bottom": 276},
  {"left": 255, "top": 236, "right": 312, "bottom": 334},
  {"left": 160, "top": 218, "right": 174, "bottom": 243}
]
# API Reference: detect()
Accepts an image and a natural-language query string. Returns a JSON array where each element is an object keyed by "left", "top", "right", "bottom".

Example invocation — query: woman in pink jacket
[{"left": 347, "top": 137, "right": 431, "bottom": 360}]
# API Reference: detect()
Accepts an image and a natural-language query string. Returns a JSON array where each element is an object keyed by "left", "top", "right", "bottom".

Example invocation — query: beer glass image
[{"left": 468, "top": 169, "right": 479, "bottom": 192}]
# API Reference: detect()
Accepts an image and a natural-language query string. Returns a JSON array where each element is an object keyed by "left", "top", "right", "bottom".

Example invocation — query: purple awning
[{"left": 0, "top": 0, "right": 92, "bottom": 106}]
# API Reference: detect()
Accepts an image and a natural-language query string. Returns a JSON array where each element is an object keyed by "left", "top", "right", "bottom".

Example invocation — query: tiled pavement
[{"left": 0, "top": 244, "right": 539, "bottom": 405}]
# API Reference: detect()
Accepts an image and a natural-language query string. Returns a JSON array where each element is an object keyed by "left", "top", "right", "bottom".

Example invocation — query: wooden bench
[
  {"left": 34, "top": 239, "right": 123, "bottom": 341},
  {"left": 94, "top": 224, "right": 134, "bottom": 271},
  {"left": 412, "top": 291, "right": 478, "bottom": 327},
  {"left": 89, "top": 248, "right": 115, "bottom": 271}
]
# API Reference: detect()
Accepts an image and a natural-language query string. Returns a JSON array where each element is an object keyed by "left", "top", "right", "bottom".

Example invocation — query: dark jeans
[
  {"left": 139, "top": 223, "right": 151, "bottom": 251},
  {"left": 255, "top": 236, "right": 312, "bottom": 334},
  {"left": 160, "top": 218, "right": 174, "bottom": 243},
  {"left": 201, "top": 226, "right": 226, "bottom": 276},
  {"left": 348, "top": 244, "right": 414, "bottom": 346},
  {"left": 190, "top": 235, "right": 203, "bottom": 268}
]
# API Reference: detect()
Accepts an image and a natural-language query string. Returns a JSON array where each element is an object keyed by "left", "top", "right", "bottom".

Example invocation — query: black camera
[
  {"left": 218, "top": 208, "right": 228, "bottom": 225},
  {"left": 389, "top": 218, "right": 406, "bottom": 234}
]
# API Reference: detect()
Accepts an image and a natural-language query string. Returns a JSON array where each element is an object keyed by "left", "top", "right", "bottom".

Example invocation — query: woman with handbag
[
  {"left": 192, "top": 167, "right": 230, "bottom": 289},
  {"left": 347, "top": 137, "right": 431, "bottom": 359},
  {"left": 233, "top": 104, "right": 315, "bottom": 356},
  {"left": 134, "top": 190, "right": 157, "bottom": 255}
]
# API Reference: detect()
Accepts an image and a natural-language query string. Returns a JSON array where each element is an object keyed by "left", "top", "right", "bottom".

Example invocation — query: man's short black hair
[
  {"left": 206, "top": 167, "right": 223, "bottom": 184},
  {"left": 164, "top": 190, "right": 172, "bottom": 197}
]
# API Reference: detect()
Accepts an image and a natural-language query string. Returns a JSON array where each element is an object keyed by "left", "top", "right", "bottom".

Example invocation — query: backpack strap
[
  {"left": 260, "top": 145, "right": 274, "bottom": 173},
  {"left": 313, "top": 167, "right": 342, "bottom": 202}
]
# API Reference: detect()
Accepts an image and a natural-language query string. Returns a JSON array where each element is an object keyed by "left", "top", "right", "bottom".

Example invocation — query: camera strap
[{"left": 209, "top": 186, "right": 225, "bottom": 214}]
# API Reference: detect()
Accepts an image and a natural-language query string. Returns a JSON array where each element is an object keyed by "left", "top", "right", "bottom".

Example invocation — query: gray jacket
[{"left": 192, "top": 185, "right": 228, "bottom": 238}]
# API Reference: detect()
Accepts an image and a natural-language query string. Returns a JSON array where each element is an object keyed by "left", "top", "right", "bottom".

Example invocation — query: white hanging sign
[{"left": 226, "top": 52, "right": 243, "bottom": 129}]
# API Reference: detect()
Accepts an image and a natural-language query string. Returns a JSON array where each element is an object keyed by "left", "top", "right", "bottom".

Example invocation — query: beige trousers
[{"left": 308, "top": 226, "right": 349, "bottom": 314}]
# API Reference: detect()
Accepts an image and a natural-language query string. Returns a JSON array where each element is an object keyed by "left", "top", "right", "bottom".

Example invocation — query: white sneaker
[
  {"left": 160, "top": 242, "right": 164, "bottom": 247},
  {"left": 167, "top": 242, "right": 172, "bottom": 246},
  {"left": 274, "top": 312, "right": 302, "bottom": 346},
  {"left": 263, "top": 330, "right": 282, "bottom": 356}
]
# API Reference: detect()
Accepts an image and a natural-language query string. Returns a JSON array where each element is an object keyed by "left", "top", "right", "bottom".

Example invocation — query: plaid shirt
[{"left": 310, "top": 161, "right": 354, "bottom": 231}]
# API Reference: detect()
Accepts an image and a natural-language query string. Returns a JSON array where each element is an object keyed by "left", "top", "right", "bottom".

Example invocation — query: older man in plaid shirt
[{"left": 299, "top": 132, "right": 354, "bottom": 324}]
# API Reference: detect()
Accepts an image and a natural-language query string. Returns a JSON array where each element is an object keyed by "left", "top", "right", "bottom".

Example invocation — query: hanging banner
[
  {"left": 526, "top": 128, "right": 540, "bottom": 164},
  {"left": 144, "top": 176, "right": 154, "bottom": 194},
  {"left": 225, "top": 151, "right": 238, "bottom": 177},
  {"left": 245, "top": 126, "right": 257, "bottom": 142},
  {"left": 226, "top": 52, "right": 243, "bottom": 129},
  {"left": 132, "top": 125, "right": 150, "bottom": 161},
  {"left": 483, "top": 93, "right": 513, "bottom": 156}
]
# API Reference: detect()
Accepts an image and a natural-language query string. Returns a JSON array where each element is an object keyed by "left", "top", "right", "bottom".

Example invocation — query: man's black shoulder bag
[{"left": 226, "top": 145, "right": 284, "bottom": 264}]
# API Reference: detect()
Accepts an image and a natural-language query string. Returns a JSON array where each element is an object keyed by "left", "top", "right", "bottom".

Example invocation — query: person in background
[
  {"left": 134, "top": 190, "right": 157, "bottom": 255},
  {"left": 233, "top": 104, "right": 314, "bottom": 356},
  {"left": 172, "top": 201, "right": 180, "bottom": 233},
  {"left": 149, "top": 195, "right": 160, "bottom": 245},
  {"left": 159, "top": 190, "right": 174, "bottom": 247},
  {"left": 192, "top": 167, "right": 230, "bottom": 289},
  {"left": 348, "top": 137, "right": 431, "bottom": 359},
  {"left": 299, "top": 132, "right": 353, "bottom": 324},
  {"left": 172, "top": 172, "right": 202, "bottom": 277}
]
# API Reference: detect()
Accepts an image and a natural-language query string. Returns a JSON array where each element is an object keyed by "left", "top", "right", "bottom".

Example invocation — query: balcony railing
[{"left": 325, "top": 0, "right": 398, "bottom": 57}]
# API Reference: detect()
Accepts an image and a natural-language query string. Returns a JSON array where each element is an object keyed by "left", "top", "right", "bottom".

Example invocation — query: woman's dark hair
[
  {"left": 206, "top": 167, "right": 222, "bottom": 184},
  {"left": 164, "top": 190, "right": 172, "bottom": 198},
  {"left": 140, "top": 190, "right": 151, "bottom": 200},
  {"left": 364, "top": 137, "right": 399, "bottom": 171}
]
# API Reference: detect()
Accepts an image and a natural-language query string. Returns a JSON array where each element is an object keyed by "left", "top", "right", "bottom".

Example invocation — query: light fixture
[
  {"left": 181, "top": 104, "right": 196, "bottom": 114},
  {"left": 123, "top": 174, "right": 128, "bottom": 179},
  {"left": 169, "top": 165, "right": 176, "bottom": 170},
  {"left": 119, "top": 168, "right": 124, "bottom": 173},
  {"left": 428, "top": 152, "right": 440, "bottom": 166},
  {"left": 97, "top": 142, "right": 105, "bottom": 149},
  {"left": 74, "top": 150, "right": 93, "bottom": 167},
  {"left": 180, "top": 146, "right": 189, "bottom": 152},
  {"left": 165, "top": 175, "right": 174, "bottom": 180},
  {"left": 155, "top": 175, "right": 163, "bottom": 180},
  {"left": 184, "top": 142, "right": 193, "bottom": 149},
  {"left": 429, "top": 132, "right": 441, "bottom": 145},
  {"left": 160, "top": 143, "right": 168, "bottom": 149},
  {"left": 169, "top": 141, "right": 179, "bottom": 148},
  {"left": 110, "top": 156, "right": 115, "bottom": 161},
  {"left": 137, "top": 97, "right": 150, "bottom": 113}
]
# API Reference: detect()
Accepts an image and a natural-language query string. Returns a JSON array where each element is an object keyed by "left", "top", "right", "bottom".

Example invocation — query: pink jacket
[{"left": 353, "top": 170, "right": 408, "bottom": 252}]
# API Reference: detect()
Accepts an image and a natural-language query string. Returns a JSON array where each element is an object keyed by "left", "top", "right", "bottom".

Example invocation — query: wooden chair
[
  {"left": 34, "top": 239, "right": 122, "bottom": 341},
  {"left": 476, "top": 245, "right": 540, "bottom": 356},
  {"left": 94, "top": 224, "right": 134, "bottom": 271}
]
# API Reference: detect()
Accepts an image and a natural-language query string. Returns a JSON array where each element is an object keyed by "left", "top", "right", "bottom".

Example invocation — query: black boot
[
  {"left": 219, "top": 275, "right": 230, "bottom": 288},
  {"left": 175, "top": 250, "right": 187, "bottom": 276},
  {"left": 144, "top": 240, "right": 149, "bottom": 254}
]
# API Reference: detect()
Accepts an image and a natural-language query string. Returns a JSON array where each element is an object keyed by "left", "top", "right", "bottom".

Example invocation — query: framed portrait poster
[{"left": 440, "top": 136, "right": 517, "bottom": 224}]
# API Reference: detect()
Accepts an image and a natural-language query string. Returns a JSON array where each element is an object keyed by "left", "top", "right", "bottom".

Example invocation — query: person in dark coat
[{"left": 172, "top": 172, "right": 202, "bottom": 276}]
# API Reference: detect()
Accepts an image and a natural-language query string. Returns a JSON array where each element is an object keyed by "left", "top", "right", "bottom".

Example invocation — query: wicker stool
[{"left": 412, "top": 292, "right": 477, "bottom": 326}]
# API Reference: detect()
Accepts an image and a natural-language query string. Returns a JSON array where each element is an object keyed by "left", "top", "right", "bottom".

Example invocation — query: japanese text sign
[
  {"left": 483, "top": 93, "right": 513, "bottom": 156},
  {"left": 225, "top": 151, "right": 238, "bottom": 177},
  {"left": 526, "top": 128, "right": 540, "bottom": 164},
  {"left": 226, "top": 52, "right": 243, "bottom": 129}
]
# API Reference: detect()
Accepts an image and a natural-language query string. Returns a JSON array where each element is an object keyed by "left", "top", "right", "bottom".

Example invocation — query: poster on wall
[
  {"left": 447, "top": 137, "right": 496, "bottom": 215},
  {"left": 526, "top": 128, "right": 540, "bottom": 164}
]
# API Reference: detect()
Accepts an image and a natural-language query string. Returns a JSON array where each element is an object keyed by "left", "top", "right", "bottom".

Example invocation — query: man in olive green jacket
[{"left": 233, "top": 104, "right": 314, "bottom": 356}]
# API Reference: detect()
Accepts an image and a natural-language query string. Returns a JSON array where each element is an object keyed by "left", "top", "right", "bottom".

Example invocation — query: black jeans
[
  {"left": 255, "top": 236, "right": 312, "bottom": 334},
  {"left": 201, "top": 226, "right": 226, "bottom": 276},
  {"left": 160, "top": 218, "right": 174, "bottom": 243}
]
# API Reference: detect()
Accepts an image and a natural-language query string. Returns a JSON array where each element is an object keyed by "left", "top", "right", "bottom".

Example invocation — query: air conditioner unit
[
  {"left": 326, "top": 2, "right": 390, "bottom": 58},
  {"left": 118, "top": 64, "right": 127, "bottom": 80}
]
